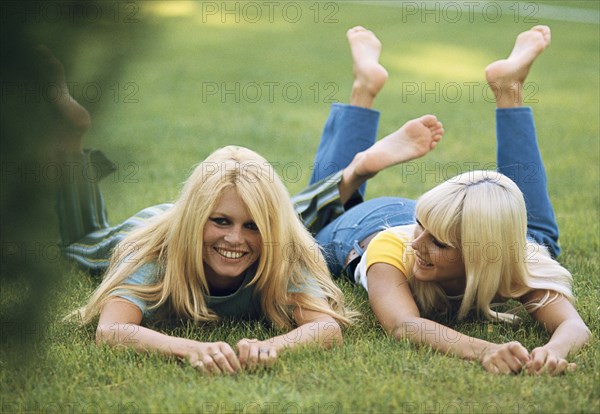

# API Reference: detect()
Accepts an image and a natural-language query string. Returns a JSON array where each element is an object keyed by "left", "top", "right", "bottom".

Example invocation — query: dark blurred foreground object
[{"left": 1, "top": 0, "right": 142, "bottom": 360}]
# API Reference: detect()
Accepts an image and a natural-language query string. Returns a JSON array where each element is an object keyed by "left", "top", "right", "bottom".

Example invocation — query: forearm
[
  {"left": 96, "top": 323, "right": 194, "bottom": 359},
  {"left": 392, "top": 317, "right": 494, "bottom": 361},
  {"left": 266, "top": 320, "right": 342, "bottom": 352},
  {"left": 543, "top": 319, "right": 591, "bottom": 358}
]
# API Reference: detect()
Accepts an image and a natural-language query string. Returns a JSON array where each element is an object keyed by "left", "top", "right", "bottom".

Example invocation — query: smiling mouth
[
  {"left": 214, "top": 247, "right": 247, "bottom": 260},
  {"left": 415, "top": 254, "right": 433, "bottom": 268}
]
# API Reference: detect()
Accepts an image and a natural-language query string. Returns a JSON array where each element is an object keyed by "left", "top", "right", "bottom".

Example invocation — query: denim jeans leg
[
  {"left": 496, "top": 107, "right": 560, "bottom": 257},
  {"left": 309, "top": 103, "right": 380, "bottom": 197}
]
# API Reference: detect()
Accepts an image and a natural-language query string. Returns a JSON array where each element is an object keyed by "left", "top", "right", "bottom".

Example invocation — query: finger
[
  {"left": 236, "top": 340, "right": 250, "bottom": 366},
  {"left": 500, "top": 346, "right": 526, "bottom": 373},
  {"left": 265, "top": 348, "right": 277, "bottom": 367},
  {"left": 543, "top": 356, "right": 559, "bottom": 375},
  {"left": 529, "top": 354, "right": 555, "bottom": 375},
  {"left": 202, "top": 355, "right": 221, "bottom": 375},
  {"left": 188, "top": 356, "right": 207, "bottom": 374},
  {"left": 210, "top": 350, "right": 236, "bottom": 374},
  {"left": 221, "top": 346, "right": 242, "bottom": 372},
  {"left": 481, "top": 356, "right": 493, "bottom": 373},
  {"left": 258, "top": 347, "right": 275, "bottom": 367},
  {"left": 551, "top": 359, "right": 569, "bottom": 376},
  {"left": 566, "top": 362, "right": 577, "bottom": 372},
  {"left": 246, "top": 345, "right": 260, "bottom": 370},
  {"left": 527, "top": 349, "right": 547, "bottom": 374},
  {"left": 192, "top": 360, "right": 207, "bottom": 374},
  {"left": 493, "top": 359, "right": 513, "bottom": 375},
  {"left": 483, "top": 361, "right": 500, "bottom": 375},
  {"left": 508, "top": 342, "right": 530, "bottom": 365},
  {"left": 505, "top": 355, "right": 526, "bottom": 374},
  {"left": 524, "top": 361, "right": 539, "bottom": 376}
]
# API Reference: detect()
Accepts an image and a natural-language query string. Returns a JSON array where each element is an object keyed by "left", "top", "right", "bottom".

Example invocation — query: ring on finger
[{"left": 259, "top": 348, "right": 270, "bottom": 354}]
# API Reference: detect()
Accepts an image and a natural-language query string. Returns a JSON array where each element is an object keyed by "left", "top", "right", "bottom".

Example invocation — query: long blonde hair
[
  {"left": 73, "top": 146, "right": 355, "bottom": 328},
  {"left": 409, "top": 170, "right": 573, "bottom": 322}
]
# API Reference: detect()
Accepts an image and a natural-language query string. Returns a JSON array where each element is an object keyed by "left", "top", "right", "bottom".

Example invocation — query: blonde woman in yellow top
[{"left": 315, "top": 26, "right": 590, "bottom": 375}]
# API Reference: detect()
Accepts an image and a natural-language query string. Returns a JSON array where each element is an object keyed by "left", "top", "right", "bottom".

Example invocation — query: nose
[
  {"left": 411, "top": 229, "right": 428, "bottom": 253},
  {"left": 224, "top": 226, "right": 243, "bottom": 244}
]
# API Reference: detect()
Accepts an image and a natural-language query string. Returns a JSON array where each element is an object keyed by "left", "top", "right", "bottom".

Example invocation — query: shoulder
[
  {"left": 288, "top": 269, "right": 327, "bottom": 299},
  {"left": 523, "top": 241, "right": 572, "bottom": 281},
  {"left": 365, "top": 227, "right": 413, "bottom": 274},
  {"left": 368, "top": 227, "right": 412, "bottom": 257},
  {"left": 375, "top": 226, "right": 412, "bottom": 241},
  {"left": 122, "top": 261, "right": 161, "bottom": 286},
  {"left": 108, "top": 261, "right": 162, "bottom": 319}
]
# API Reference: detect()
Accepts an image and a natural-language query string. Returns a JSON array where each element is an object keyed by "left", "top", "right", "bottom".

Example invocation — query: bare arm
[
  {"left": 522, "top": 289, "right": 591, "bottom": 375},
  {"left": 236, "top": 296, "right": 342, "bottom": 369},
  {"left": 367, "top": 263, "right": 530, "bottom": 374},
  {"left": 96, "top": 298, "right": 241, "bottom": 374}
]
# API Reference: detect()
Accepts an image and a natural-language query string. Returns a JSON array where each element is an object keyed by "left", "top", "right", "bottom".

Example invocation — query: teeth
[
  {"left": 416, "top": 255, "right": 432, "bottom": 267},
  {"left": 216, "top": 248, "right": 245, "bottom": 259}
]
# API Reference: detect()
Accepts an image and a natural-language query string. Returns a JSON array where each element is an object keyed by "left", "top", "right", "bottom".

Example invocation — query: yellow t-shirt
[{"left": 354, "top": 226, "right": 414, "bottom": 290}]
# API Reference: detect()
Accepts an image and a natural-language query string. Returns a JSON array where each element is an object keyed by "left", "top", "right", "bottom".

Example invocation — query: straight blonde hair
[
  {"left": 409, "top": 170, "right": 573, "bottom": 322},
  {"left": 73, "top": 146, "right": 355, "bottom": 328}
]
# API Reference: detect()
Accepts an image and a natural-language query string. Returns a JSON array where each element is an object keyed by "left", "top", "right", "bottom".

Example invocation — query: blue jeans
[
  {"left": 309, "top": 103, "right": 380, "bottom": 196},
  {"left": 311, "top": 105, "right": 560, "bottom": 276}
]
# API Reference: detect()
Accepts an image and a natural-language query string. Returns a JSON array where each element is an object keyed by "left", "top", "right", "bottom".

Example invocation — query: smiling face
[
  {"left": 202, "top": 187, "right": 263, "bottom": 294},
  {"left": 411, "top": 219, "right": 466, "bottom": 295}
]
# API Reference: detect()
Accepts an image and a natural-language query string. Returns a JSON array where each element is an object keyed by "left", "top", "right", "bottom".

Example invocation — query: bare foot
[
  {"left": 351, "top": 115, "right": 444, "bottom": 178},
  {"left": 347, "top": 26, "right": 389, "bottom": 108},
  {"left": 35, "top": 46, "right": 91, "bottom": 153},
  {"left": 485, "top": 25, "right": 551, "bottom": 108}
]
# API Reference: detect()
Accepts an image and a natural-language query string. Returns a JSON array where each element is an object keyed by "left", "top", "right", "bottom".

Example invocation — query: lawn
[{"left": 1, "top": 1, "right": 599, "bottom": 413}]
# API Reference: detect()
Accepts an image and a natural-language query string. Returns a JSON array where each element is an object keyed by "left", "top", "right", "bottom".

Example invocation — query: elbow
[
  {"left": 320, "top": 320, "right": 343, "bottom": 349},
  {"left": 95, "top": 323, "right": 115, "bottom": 347},
  {"left": 371, "top": 309, "right": 421, "bottom": 341},
  {"left": 96, "top": 321, "right": 141, "bottom": 348},
  {"left": 389, "top": 318, "right": 421, "bottom": 342},
  {"left": 581, "top": 322, "right": 592, "bottom": 344},
  {"left": 558, "top": 318, "right": 592, "bottom": 343}
]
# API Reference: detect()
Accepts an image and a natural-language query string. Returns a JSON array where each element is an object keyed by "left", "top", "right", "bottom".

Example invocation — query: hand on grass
[
  {"left": 525, "top": 346, "right": 576, "bottom": 376},
  {"left": 236, "top": 338, "right": 277, "bottom": 370},
  {"left": 186, "top": 341, "right": 241, "bottom": 375},
  {"left": 480, "top": 341, "right": 530, "bottom": 374}
]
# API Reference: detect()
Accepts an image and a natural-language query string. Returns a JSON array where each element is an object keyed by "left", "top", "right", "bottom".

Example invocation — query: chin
[
  {"left": 412, "top": 268, "right": 437, "bottom": 283},
  {"left": 215, "top": 264, "right": 249, "bottom": 278}
]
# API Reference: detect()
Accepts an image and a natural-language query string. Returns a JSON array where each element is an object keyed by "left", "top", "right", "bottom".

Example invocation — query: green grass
[{"left": 2, "top": 1, "right": 599, "bottom": 413}]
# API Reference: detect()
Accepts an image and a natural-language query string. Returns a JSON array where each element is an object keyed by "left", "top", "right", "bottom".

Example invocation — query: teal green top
[{"left": 112, "top": 261, "right": 324, "bottom": 321}]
